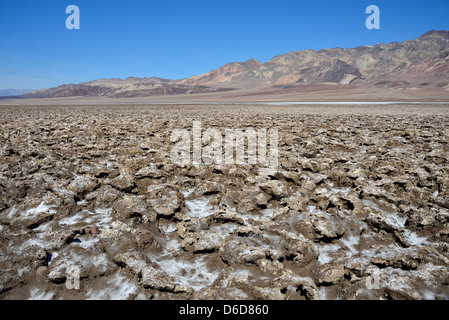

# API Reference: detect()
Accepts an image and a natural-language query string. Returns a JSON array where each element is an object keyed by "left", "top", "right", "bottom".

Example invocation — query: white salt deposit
[
  {"left": 239, "top": 208, "right": 276, "bottom": 224},
  {"left": 181, "top": 188, "right": 195, "bottom": 198},
  {"left": 326, "top": 181, "right": 351, "bottom": 195},
  {"left": 308, "top": 205, "right": 326, "bottom": 215},
  {"left": 28, "top": 287, "right": 55, "bottom": 300},
  {"left": 162, "top": 238, "right": 182, "bottom": 253},
  {"left": 76, "top": 237, "right": 100, "bottom": 250},
  {"left": 86, "top": 271, "right": 140, "bottom": 300},
  {"left": 422, "top": 290, "right": 436, "bottom": 300},
  {"left": 17, "top": 265, "right": 31, "bottom": 277},
  {"left": 402, "top": 229, "right": 428, "bottom": 246},
  {"left": 149, "top": 254, "right": 219, "bottom": 292},
  {"left": 386, "top": 213, "right": 407, "bottom": 229},
  {"left": 32, "top": 220, "right": 54, "bottom": 232},
  {"left": 58, "top": 213, "right": 84, "bottom": 226},
  {"left": 7, "top": 201, "right": 56, "bottom": 220},
  {"left": 362, "top": 199, "right": 407, "bottom": 228},
  {"left": 185, "top": 198, "right": 213, "bottom": 218},
  {"left": 340, "top": 234, "right": 360, "bottom": 255},
  {"left": 317, "top": 243, "right": 341, "bottom": 264},
  {"left": 159, "top": 220, "right": 178, "bottom": 233},
  {"left": 28, "top": 202, "right": 55, "bottom": 217},
  {"left": 363, "top": 199, "right": 428, "bottom": 246},
  {"left": 6, "top": 206, "right": 17, "bottom": 219},
  {"left": 93, "top": 208, "right": 113, "bottom": 226},
  {"left": 209, "top": 223, "right": 238, "bottom": 237},
  {"left": 318, "top": 287, "right": 329, "bottom": 300},
  {"left": 58, "top": 208, "right": 112, "bottom": 228},
  {"left": 105, "top": 161, "right": 114, "bottom": 169},
  {"left": 362, "top": 199, "right": 383, "bottom": 212},
  {"left": 20, "top": 238, "right": 48, "bottom": 252},
  {"left": 331, "top": 186, "right": 351, "bottom": 196}
]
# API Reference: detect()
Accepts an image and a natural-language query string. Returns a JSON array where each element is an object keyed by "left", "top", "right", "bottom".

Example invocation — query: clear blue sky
[{"left": 1, "top": 0, "right": 448, "bottom": 90}]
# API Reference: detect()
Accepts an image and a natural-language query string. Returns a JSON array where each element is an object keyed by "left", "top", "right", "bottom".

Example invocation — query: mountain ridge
[{"left": 7, "top": 30, "right": 449, "bottom": 100}]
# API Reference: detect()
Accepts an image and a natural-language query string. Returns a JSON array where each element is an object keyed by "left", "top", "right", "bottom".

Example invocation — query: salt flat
[{"left": 0, "top": 104, "right": 448, "bottom": 300}]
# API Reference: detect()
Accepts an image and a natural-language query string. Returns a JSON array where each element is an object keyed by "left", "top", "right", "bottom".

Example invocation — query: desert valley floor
[{"left": 0, "top": 103, "right": 448, "bottom": 300}]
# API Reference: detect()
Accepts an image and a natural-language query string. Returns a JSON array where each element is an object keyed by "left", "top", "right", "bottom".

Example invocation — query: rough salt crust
[{"left": 0, "top": 104, "right": 448, "bottom": 300}]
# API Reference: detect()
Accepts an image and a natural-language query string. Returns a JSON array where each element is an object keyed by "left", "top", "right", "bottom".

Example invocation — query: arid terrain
[{"left": 1, "top": 104, "right": 449, "bottom": 300}]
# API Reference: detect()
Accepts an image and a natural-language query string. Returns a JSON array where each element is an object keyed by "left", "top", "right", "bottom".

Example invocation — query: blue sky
[{"left": 0, "top": 0, "right": 448, "bottom": 90}]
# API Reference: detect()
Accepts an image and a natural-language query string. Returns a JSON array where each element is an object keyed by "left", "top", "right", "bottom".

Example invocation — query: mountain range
[
  {"left": 0, "top": 89, "right": 31, "bottom": 97},
  {"left": 4, "top": 30, "right": 449, "bottom": 101}
]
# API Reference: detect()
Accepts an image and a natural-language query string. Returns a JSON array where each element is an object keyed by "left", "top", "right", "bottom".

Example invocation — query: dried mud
[{"left": 0, "top": 104, "right": 448, "bottom": 300}]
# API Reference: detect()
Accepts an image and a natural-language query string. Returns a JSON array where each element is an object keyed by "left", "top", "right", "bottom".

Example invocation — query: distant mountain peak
[
  {"left": 240, "top": 58, "right": 263, "bottom": 69},
  {"left": 420, "top": 30, "right": 449, "bottom": 38}
]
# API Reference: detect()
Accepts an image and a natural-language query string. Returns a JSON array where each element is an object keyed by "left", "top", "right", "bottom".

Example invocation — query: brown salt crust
[{"left": 0, "top": 104, "right": 448, "bottom": 300}]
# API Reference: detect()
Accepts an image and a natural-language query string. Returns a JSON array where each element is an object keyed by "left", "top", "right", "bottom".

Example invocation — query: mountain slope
[{"left": 13, "top": 30, "right": 449, "bottom": 99}]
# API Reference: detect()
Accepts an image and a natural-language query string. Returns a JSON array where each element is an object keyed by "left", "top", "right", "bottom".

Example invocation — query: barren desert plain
[{"left": 0, "top": 103, "right": 449, "bottom": 300}]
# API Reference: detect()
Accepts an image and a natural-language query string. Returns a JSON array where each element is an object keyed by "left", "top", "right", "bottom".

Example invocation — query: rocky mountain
[{"left": 10, "top": 30, "right": 449, "bottom": 99}]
